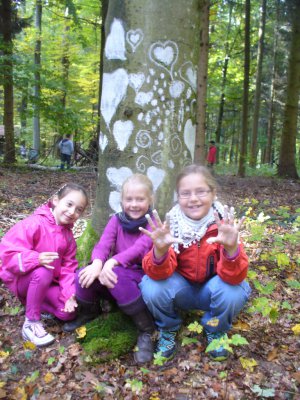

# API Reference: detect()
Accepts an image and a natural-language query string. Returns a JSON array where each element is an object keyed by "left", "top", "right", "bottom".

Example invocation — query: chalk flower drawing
[
  {"left": 113, "top": 120, "right": 134, "bottom": 151},
  {"left": 101, "top": 68, "right": 129, "bottom": 127},
  {"left": 105, "top": 18, "right": 126, "bottom": 60},
  {"left": 126, "top": 29, "right": 144, "bottom": 52}
]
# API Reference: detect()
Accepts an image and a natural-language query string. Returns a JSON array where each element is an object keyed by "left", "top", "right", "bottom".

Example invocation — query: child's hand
[
  {"left": 206, "top": 206, "right": 244, "bottom": 256},
  {"left": 140, "top": 210, "right": 182, "bottom": 258},
  {"left": 99, "top": 259, "right": 118, "bottom": 289},
  {"left": 62, "top": 295, "right": 78, "bottom": 313},
  {"left": 79, "top": 259, "right": 103, "bottom": 288},
  {"left": 39, "top": 252, "right": 59, "bottom": 269}
]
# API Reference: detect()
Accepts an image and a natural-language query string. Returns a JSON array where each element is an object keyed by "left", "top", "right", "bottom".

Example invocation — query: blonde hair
[
  {"left": 121, "top": 173, "right": 154, "bottom": 200},
  {"left": 176, "top": 164, "right": 218, "bottom": 193}
]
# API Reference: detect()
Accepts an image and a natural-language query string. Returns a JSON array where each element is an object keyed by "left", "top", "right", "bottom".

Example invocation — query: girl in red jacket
[
  {"left": 140, "top": 164, "right": 251, "bottom": 361},
  {"left": 0, "top": 183, "right": 88, "bottom": 347}
]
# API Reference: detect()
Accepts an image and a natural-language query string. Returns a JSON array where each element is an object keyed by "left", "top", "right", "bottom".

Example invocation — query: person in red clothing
[
  {"left": 207, "top": 140, "right": 217, "bottom": 170},
  {"left": 139, "top": 164, "right": 251, "bottom": 361}
]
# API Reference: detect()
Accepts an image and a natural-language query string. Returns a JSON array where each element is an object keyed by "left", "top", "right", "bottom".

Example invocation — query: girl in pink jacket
[{"left": 0, "top": 183, "right": 88, "bottom": 347}]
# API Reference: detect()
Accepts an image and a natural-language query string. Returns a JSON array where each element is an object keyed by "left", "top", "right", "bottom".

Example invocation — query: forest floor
[{"left": 0, "top": 166, "right": 299, "bottom": 400}]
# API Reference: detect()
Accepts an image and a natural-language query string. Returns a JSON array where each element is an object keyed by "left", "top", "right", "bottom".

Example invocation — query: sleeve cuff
[
  {"left": 223, "top": 246, "right": 240, "bottom": 260},
  {"left": 152, "top": 249, "right": 168, "bottom": 265}
]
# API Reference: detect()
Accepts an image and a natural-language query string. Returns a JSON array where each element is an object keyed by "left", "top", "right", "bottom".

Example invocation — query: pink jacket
[{"left": 0, "top": 203, "right": 77, "bottom": 304}]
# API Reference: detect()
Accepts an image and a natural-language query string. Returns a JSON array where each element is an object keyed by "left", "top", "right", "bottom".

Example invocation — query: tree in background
[
  {"left": 92, "top": 0, "right": 202, "bottom": 233},
  {"left": 277, "top": 0, "right": 300, "bottom": 179}
]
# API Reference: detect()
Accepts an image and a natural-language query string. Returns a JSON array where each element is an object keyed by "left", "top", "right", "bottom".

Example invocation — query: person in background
[
  {"left": 20, "top": 141, "right": 27, "bottom": 159},
  {"left": 0, "top": 183, "right": 88, "bottom": 347},
  {"left": 63, "top": 174, "right": 156, "bottom": 364},
  {"left": 59, "top": 134, "right": 74, "bottom": 170},
  {"left": 207, "top": 140, "right": 217, "bottom": 171},
  {"left": 140, "top": 164, "right": 251, "bottom": 361}
]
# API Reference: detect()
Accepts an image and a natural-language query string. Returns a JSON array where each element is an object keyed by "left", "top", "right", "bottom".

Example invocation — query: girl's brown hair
[
  {"left": 54, "top": 183, "right": 89, "bottom": 206},
  {"left": 176, "top": 164, "right": 218, "bottom": 193}
]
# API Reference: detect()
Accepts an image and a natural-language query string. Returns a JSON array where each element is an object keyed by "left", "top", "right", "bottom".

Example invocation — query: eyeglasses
[{"left": 178, "top": 190, "right": 212, "bottom": 199}]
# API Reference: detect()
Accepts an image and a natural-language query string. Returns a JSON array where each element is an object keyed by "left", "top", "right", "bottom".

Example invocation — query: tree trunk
[
  {"left": 33, "top": 0, "right": 42, "bottom": 153},
  {"left": 277, "top": 0, "right": 300, "bottom": 179},
  {"left": 194, "top": 0, "right": 209, "bottom": 165},
  {"left": 92, "top": 0, "right": 201, "bottom": 233},
  {"left": 2, "top": 0, "right": 16, "bottom": 164},
  {"left": 238, "top": 0, "right": 251, "bottom": 177},
  {"left": 250, "top": 0, "right": 266, "bottom": 168}
]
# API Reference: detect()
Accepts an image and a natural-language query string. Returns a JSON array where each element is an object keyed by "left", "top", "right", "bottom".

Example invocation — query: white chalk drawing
[
  {"left": 136, "top": 155, "right": 149, "bottom": 172},
  {"left": 99, "top": 132, "right": 108, "bottom": 153},
  {"left": 151, "top": 150, "right": 162, "bottom": 165},
  {"left": 169, "top": 80, "right": 185, "bottom": 98},
  {"left": 136, "top": 130, "right": 152, "bottom": 148},
  {"left": 126, "top": 29, "right": 144, "bottom": 52},
  {"left": 160, "top": 73, "right": 165, "bottom": 79},
  {"left": 135, "top": 91, "right": 154, "bottom": 106},
  {"left": 133, "top": 146, "right": 138, "bottom": 153},
  {"left": 129, "top": 73, "right": 145, "bottom": 93},
  {"left": 113, "top": 120, "right": 134, "bottom": 151},
  {"left": 158, "top": 88, "right": 164, "bottom": 95},
  {"left": 101, "top": 68, "right": 129, "bottom": 127},
  {"left": 179, "top": 61, "right": 197, "bottom": 92},
  {"left": 147, "top": 166, "right": 165, "bottom": 191},
  {"left": 170, "top": 134, "right": 183, "bottom": 156},
  {"left": 137, "top": 113, "right": 144, "bottom": 121},
  {"left": 109, "top": 191, "right": 122, "bottom": 213},
  {"left": 168, "top": 159, "right": 175, "bottom": 169},
  {"left": 158, "top": 131, "right": 164, "bottom": 140},
  {"left": 149, "top": 68, "right": 155, "bottom": 76},
  {"left": 106, "top": 166, "right": 133, "bottom": 191},
  {"left": 105, "top": 18, "right": 126, "bottom": 60},
  {"left": 149, "top": 41, "right": 178, "bottom": 79},
  {"left": 184, "top": 119, "right": 196, "bottom": 160}
]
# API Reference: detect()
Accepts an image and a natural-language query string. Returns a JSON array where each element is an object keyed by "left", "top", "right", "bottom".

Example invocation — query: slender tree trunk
[
  {"left": 195, "top": 0, "right": 209, "bottom": 165},
  {"left": 277, "top": 0, "right": 300, "bottom": 179},
  {"left": 92, "top": 0, "right": 201, "bottom": 233},
  {"left": 61, "top": 6, "right": 70, "bottom": 110},
  {"left": 2, "top": 0, "right": 16, "bottom": 164},
  {"left": 250, "top": 0, "right": 266, "bottom": 168},
  {"left": 33, "top": 0, "right": 42, "bottom": 152},
  {"left": 238, "top": 0, "right": 250, "bottom": 177}
]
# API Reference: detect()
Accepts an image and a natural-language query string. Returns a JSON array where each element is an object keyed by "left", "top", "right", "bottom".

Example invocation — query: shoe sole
[{"left": 22, "top": 332, "right": 55, "bottom": 347}]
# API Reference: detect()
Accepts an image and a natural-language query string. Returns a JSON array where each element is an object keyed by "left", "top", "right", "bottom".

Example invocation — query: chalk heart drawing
[
  {"left": 149, "top": 41, "right": 178, "bottom": 77},
  {"left": 129, "top": 73, "right": 145, "bottom": 93},
  {"left": 113, "top": 120, "right": 134, "bottom": 151},
  {"left": 99, "top": 132, "right": 108, "bottom": 153},
  {"left": 147, "top": 166, "right": 165, "bottom": 191},
  {"left": 179, "top": 62, "right": 197, "bottom": 92},
  {"left": 184, "top": 119, "right": 196, "bottom": 160},
  {"left": 101, "top": 68, "right": 129, "bottom": 127},
  {"left": 135, "top": 91, "right": 153, "bottom": 107},
  {"left": 109, "top": 191, "right": 122, "bottom": 213},
  {"left": 106, "top": 167, "right": 132, "bottom": 190},
  {"left": 126, "top": 29, "right": 144, "bottom": 52},
  {"left": 105, "top": 18, "right": 126, "bottom": 61},
  {"left": 169, "top": 80, "right": 185, "bottom": 99}
]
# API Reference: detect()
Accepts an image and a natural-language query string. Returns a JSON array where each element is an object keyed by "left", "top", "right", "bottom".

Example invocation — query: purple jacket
[
  {"left": 91, "top": 215, "right": 153, "bottom": 268},
  {"left": 0, "top": 203, "right": 77, "bottom": 303}
]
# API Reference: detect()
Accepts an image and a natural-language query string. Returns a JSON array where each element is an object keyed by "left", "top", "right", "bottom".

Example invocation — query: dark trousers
[{"left": 60, "top": 153, "right": 71, "bottom": 169}]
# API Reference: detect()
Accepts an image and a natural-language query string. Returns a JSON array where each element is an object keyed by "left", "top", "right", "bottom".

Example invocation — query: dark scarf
[{"left": 117, "top": 208, "right": 152, "bottom": 233}]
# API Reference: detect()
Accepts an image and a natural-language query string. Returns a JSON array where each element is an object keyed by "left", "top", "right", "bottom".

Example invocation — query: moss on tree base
[{"left": 79, "top": 311, "right": 137, "bottom": 363}]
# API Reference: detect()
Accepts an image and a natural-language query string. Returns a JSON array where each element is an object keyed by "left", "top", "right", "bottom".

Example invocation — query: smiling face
[
  {"left": 52, "top": 190, "right": 87, "bottom": 225},
  {"left": 121, "top": 182, "right": 152, "bottom": 220},
  {"left": 177, "top": 173, "right": 216, "bottom": 221}
]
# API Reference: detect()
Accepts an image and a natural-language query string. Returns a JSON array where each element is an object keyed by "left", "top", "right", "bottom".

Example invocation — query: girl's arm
[
  {"left": 91, "top": 216, "right": 118, "bottom": 262},
  {"left": 58, "top": 235, "right": 78, "bottom": 304},
  {"left": 0, "top": 219, "right": 42, "bottom": 275}
]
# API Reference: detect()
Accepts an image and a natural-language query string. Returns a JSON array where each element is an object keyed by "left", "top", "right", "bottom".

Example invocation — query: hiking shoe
[
  {"left": 205, "top": 330, "right": 229, "bottom": 361},
  {"left": 22, "top": 319, "right": 55, "bottom": 347},
  {"left": 155, "top": 330, "right": 177, "bottom": 359}
]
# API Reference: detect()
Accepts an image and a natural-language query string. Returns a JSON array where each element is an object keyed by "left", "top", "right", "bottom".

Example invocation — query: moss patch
[
  {"left": 79, "top": 311, "right": 137, "bottom": 363},
  {"left": 76, "top": 220, "right": 99, "bottom": 267}
]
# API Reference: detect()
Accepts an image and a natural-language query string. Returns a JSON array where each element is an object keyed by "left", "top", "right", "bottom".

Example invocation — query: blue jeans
[{"left": 139, "top": 273, "right": 251, "bottom": 333}]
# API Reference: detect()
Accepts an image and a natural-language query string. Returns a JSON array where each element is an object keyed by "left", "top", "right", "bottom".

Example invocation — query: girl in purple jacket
[
  {"left": 0, "top": 183, "right": 88, "bottom": 347},
  {"left": 63, "top": 174, "right": 156, "bottom": 364}
]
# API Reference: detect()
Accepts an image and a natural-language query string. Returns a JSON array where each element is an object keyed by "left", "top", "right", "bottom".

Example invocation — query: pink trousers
[{"left": 16, "top": 266, "right": 76, "bottom": 322}]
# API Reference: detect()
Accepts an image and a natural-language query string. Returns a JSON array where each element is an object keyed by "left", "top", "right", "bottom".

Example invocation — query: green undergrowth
[
  {"left": 76, "top": 220, "right": 99, "bottom": 267},
  {"left": 79, "top": 311, "right": 137, "bottom": 364}
]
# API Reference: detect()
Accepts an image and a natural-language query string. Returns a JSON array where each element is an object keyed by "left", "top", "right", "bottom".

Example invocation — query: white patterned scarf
[{"left": 168, "top": 201, "right": 224, "bottom": 253}]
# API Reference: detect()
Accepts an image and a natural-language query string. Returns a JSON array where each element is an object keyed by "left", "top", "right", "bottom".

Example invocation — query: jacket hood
[{"left": 33, "top": 202, "right": 73, "bottom": 229}]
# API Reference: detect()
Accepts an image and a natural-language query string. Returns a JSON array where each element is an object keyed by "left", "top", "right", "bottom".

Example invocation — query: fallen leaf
[
  {"left": 239, "top": 357, "right": 258, "bottom": 372},
  {"left": 44, "top": 372, "right": 55, "bottom": 384},
  {"left": 76, "top": 326, "right": 87, "bottom": 339},
  {"left": 232, "top": 320, "right": 251, "bottom": 331},
  {"left": 23, "top": 341, "right": 36, "bottom": 350},
  {"left": 267, "top": 347, "right": 278, "bottom": 361},
  {"left": 291, "top": 324, "right": 300, "bottom": 335}
]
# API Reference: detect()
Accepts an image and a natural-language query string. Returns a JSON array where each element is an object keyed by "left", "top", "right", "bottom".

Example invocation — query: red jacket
[
  {"left": 207, "top": 145, "right": 217, "bottom": 163},
  {"left": 143, "top": 225, "right": 248, "bottom": 285}
]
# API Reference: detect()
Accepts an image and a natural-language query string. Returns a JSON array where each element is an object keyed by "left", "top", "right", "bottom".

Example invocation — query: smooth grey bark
[{"left": 92, "top": 0, "right": 201, "bottom": 233}]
